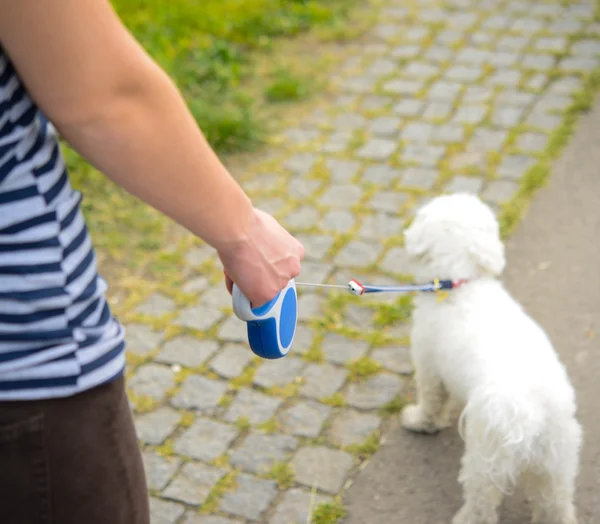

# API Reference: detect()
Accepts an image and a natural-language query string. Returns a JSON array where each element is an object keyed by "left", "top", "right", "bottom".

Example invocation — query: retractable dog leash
[{"left": 232, "top": 277, "right": 467, "bottom": 360}]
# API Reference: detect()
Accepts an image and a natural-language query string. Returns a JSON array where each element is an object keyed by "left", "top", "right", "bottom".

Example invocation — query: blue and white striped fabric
[{"left": 0, "top": 46, "right": 126, "bottom": 400}]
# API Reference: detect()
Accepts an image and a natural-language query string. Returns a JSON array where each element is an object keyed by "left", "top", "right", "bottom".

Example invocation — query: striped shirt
[{"left": 0, "top": 46, "right": 126, "bottom": 400}]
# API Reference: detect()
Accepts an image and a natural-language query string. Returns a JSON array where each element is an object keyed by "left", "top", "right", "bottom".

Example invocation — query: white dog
[{"left": 400, "top": 193, "right": 582, "bottom": 524}]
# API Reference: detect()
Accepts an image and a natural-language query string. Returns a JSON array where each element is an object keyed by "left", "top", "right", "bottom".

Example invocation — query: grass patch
[
  {"left": 347, "top": 356, "right": 381, "bottom": 382},
  {"left": 379, "top": 394, "right": 408, "bottom": 417},
  {"left": 311, "top": 500, "right": 347, "bottom": 523},
  {"left": 373, "top": 295, "right": 414, "bottom": 327},
  {"left": 265, "top": 68, "right": 311, "bottom": 102},
  {"left": 346, "top": 431, "right": 381, "bottom": 460},
  {"left": 264, "top": 461, "right": 296, "bottom": 489}
]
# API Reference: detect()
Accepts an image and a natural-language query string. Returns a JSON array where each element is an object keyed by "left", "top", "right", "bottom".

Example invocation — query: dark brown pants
[{"left": 0, "top": 375, "right": 150, "bottom": 524}]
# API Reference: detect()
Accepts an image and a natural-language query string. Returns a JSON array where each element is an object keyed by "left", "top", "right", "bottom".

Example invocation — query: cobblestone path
[{"left": 123, "top": 0, "right": 600, "bottom": 522}]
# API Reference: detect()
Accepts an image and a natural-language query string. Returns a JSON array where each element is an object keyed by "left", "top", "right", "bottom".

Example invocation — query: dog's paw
[{"left": 401, "top": 404, "right": 444, "bottom": 434}]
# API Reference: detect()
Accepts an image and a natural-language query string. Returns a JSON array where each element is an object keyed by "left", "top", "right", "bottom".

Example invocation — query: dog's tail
[{"left": 458, "top": 383, "right": 544, "bottom": 493}]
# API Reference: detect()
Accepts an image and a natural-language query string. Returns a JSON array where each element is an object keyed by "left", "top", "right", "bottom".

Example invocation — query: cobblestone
[
  {"left": 220, "top": 474, "right": 278, "bottom": 521},
  {"left": 130, "top": 0, "right": 600, "bottom": 519}
]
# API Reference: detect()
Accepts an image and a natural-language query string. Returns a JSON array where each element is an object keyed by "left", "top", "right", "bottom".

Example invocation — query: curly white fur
[{"left": 400, "top": 193, "right": 582, "bottom": 524}]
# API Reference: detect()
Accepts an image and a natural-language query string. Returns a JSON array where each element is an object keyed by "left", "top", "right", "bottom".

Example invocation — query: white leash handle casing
[{"left": 232, "top": 280, "right": 297, "bottom": 359}]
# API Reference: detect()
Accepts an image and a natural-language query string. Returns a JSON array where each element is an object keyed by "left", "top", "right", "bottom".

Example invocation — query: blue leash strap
[{"left": 360, "top": 278, "right": 455, "bottom": 294}]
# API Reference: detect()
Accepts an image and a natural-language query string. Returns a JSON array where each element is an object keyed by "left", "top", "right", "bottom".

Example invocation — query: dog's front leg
[{"left": 401, "top": 360, "right": 448, "bottom": 434}]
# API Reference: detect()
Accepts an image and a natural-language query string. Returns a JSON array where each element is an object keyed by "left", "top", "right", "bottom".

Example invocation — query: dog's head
[{"left": 403, "top": 193, "right": 505, "bottom": 282}]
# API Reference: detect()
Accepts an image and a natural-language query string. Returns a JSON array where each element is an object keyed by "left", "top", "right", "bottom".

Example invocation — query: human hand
[{"left": 218, "top": 208, "right": 304, "bottom": 307}]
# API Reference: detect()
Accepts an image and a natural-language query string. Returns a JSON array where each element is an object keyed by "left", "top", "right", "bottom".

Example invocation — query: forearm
[{"left": 56, "top": 66, "right": 253, "bottom": 251}]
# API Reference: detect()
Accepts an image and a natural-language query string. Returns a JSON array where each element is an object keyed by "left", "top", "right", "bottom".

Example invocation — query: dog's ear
[{"left": 468, "top": 232, "right": 505, "bottom": 276}]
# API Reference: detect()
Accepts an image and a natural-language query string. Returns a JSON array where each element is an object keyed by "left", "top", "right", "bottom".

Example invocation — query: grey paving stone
[
  {"left": 487, "top": 51, "right": 520, "bottom": 68},
  {"left": 201, "top": 287, "right": 234, "bottom": 310},
  {"left": 343, "top": 304, "right": 376, "bottom": 331},
  {"left": 558, "top": 56, "right": 599, "bottom": 73},
  {"left": 549, "top": 76, "right": 584, "bottom": 95},
  {"left": 448, "top": 150, "right": 488, "bottom": 172},
  {"left": 182, "top": 515, "right": 239, "bottom": 524},
  {"left": 360, "top": 95, "right": 394, "bottom": 111},
  {"left": 210, "top": 343, "right": 253, "bottom": 379},
  {"left": 472, "top": 32, "right": 494, "bottom": 46},
  {"left": 230, "top": 433, "right": 299, "bottom": 475},
  {"left": 335, "top": 240, "right": 381, "bottom": 268},
  {"left": 333, "top": 112, "right": 367, "bottom": 131},
  {"left": 497, "top": 155, "right": 536, "bottom": 180},
  {"left": 163, "top": 462, "right": 227, "bottom": 506},
  {"left": 491, "top": 106, "right": 525, "bottom": 128},
  {"left": 548, "top": 19, "right": 584, "bottom": 35},
  {"left": 149, "top": 497, "right": 185, "bottom": 524},
  {"left": 356, "top": 138, "right": 398, "bottom": 161},
  {"left": 299, "top": 363, "right": 348, "bottom": 399},
  {"left": 171, "top": 375, "right": 228, "bottom": 412},
  {"left": 344, "top": 75, "right": 377, "bottom": 94},
  {"left": 321, "top": 333, "right": 370, "bottom": 365},
  {"left": 326, "top": 159, "right": 361, "bottom": 183},
  {"left": 379, "top": 246, "right": 412, "bottom": 275},
  {"left": 452, "top": 105, "right": 487, "bottom": 125},
  {"left": 321, "top": 210, "right": 355, "bottom": 233},
  {"left": 495, "top": 90, "right": 535, "bottom": 107},
  {"left": 401, "top": 122, "right": 434, "bottom": 143},
  {"left": 320, "top": 131, "right": 352, "bottom": 153},
  {"left": 369, "top": 116, "right": 402, "bottom": 136},
  {"left": 446, "top": 12, "right": 478, "bottom": 28},
  {"left": 185, "top": 246, "right": 214, "bottom": 268},
  {"left": 510, "top": 17, "right": 545, "bottom": 34},
  {"left": 535, "top": 94, "right": 572, "bottom": 114},
  {"left": 482, "top": 180, "right": 520, "bottom": 205},
  {"left": 422, "top": 101, "right": 453, "bottom": 121},
  {"left": 129, "top": 364, "right": 175, "bottom": 402},
  {"left": 293, "top": 324, "right": 316, "bottom": 353},
  {"left": 282, "top": 127, "right": 321, "bottom": 145},
  {"left": 367, "top": 191, "right": 409, "bottom": 214},
  {"left": 298, "top": 261, "right": 331, "bottom": 286},
  {"left": 446, "top": 65, "right": 482, "bottom": 83},
  {"left": 403, "top": 26, "right": 429, "bottom": 41},
  {"left": 182, "top": 277, "right": 210, "bottom": 295},
  {"left": 156, "top": 336, "right": 219, "bottom": 368},
  {"left": 463, "top": 86, "right": 494, "bottom": 104},
  {"left": 346, "top": 373, "right": 405, "bottom": 410},
  {"left": 481, "top": 14, "right": 512, "bottom": 30},
  {"left": 225, "top": 388, "right": 283, "bottom": 425},
  {"left": 142, "top": 452, "right": 182, "bottom": 491},
  {"left": 220, "top": 474, "right": 278, "bottom": 521},
  {"left": 269, "top": 488, "right": 331, "bottom": 524},
  {"left": 487, "top": 69, "right": 521, "bottom": 88},
  {"left": 176, "top": 305, "right": 224, "bottom": 331},
  {"left": 359, "top": 213, "right": 404, "bottom": 240},
  {"left": 136, "top": 293, "right": 176, "bottom": 316},
  {"left": 297, "top": 294, "right": 325, "bottom": 322},
  {"left": 374, "top": 23, "right": 402, "bottom": 40},
  {"left": 367, "top": 58, "right": 398, "bottom": 77},
  {"left": 400, "top": 167, "right": 439, "bottom": 190},
  {"left": 279, "top": 400, "right": 332, "bottom": 438},
  {"left": 497, "top": 35, "right": 531, "bottom": 52},
  {"left": 516, "top": 132, "right": 549, "bottom": 153},
  {"left": 284, "top": 153, "right": 316, "bottom": 175},
  {"left": 469, "top": 128, "right": 508, "bottom": 152},
  {"left": 174, "top": 419, "right": 239, "bottom": 462},
  {"left": 456, "top": 47, "right": 489, "bottom": 66},
  {"left": 431, "top": 124, "right": 465, "bottom": 144},
  {"left": 436, "top": 29, "right": 464, "bottom": 46},
  {"left": 320, "top": 184, "right": 362, "bottom": 208},
  {"left": 381, "top": 79, "right": 424, "bottom": 96},
  {"left": 427, "top": 81, "right": 463, "bottom": 103},
  {"left": 402, "top": 61, "right": 439, "bottom": 79},
  {"left": 253, "top": 356, "right": 306, "bottom": 389},
  {"left": 445, "top": 176, "right": 484, "bottom": 195},
  {"left": 393, "top": 98, "right": 424, "bottom": 117},
  {"left": 327, "top": 409, "right": 382, "bottom": 447},
  {"left": 525, "top": 111, "right": 562, "bottom": 131},
  {"left": 126, "top": 324, "right": 163, "bottom": 356},
  {"left": 283, "top": 206, "right": 320, "bottom": 230},
  {"left": 391, "top": 44, "right": 422, "bottom": 59},
  {"left": 534, "top": 36, "right": 568, "bottom": 53},
  {"left": 217, "top": 315, "right": 248, "bottom": 343},
  {"left": 291, "top": 446, "right": 354, "bottom": 494},
  {"left": 255, "top": 197, "right": 285, "bottom": 216},
  {"left": 362, "top": 164, "right": 403, "bottom": 186},
  {"left": 571, "top": 39, "right": 600, "bottom": 57},
  {"left": 135, "top": 406, "right": 181, "bottom": 445},
  {"left": 526, "top": 73, "right": 548, "bottom": 91},
  {"left": 293, "top": 234, "right": 334, "bottom": 262},
  {"left": 371, "top": 346, "right": 414, "bottom": 375},
  {"left": 288, "top": 178, "right": 320, "bottom": 199}
]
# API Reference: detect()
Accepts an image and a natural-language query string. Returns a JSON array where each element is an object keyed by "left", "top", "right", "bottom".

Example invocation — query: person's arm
[{"left": 0, "top": 0, "right": 303, "bottom": 306}]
